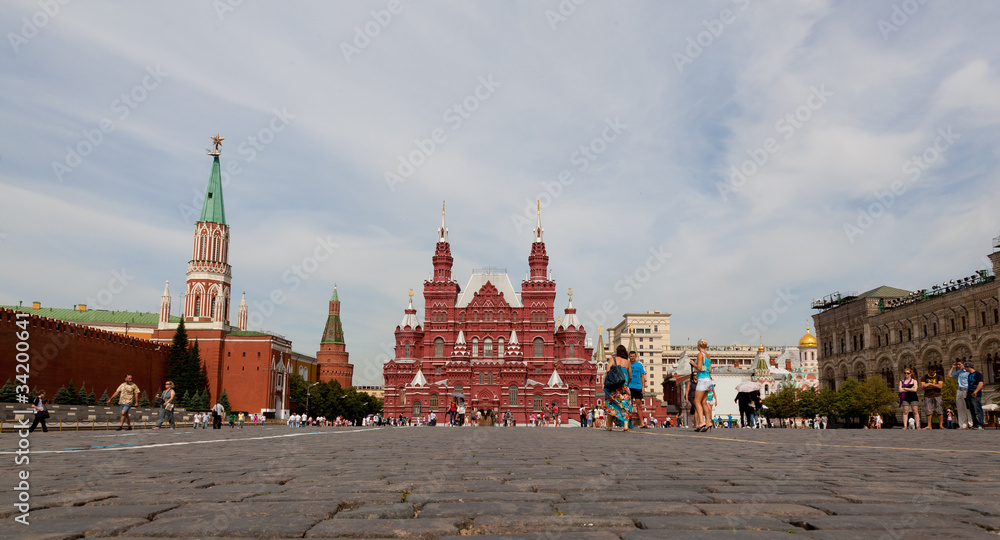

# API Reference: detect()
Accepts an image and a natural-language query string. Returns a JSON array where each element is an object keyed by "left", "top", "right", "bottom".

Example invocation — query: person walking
[
  {"left": 693, "top": 339, "right": 714, "bottom": 432},
  {"left": 965, "top": 362, "right": 985, "bottom": 429},
  {"left": 29, "top": 390, "right": 49, "bottom": 433},
  {"left": 449, "top": 401, "right": 458, "bottom": 427},
  {"left": 212, "top": 401, "right": 225, "bottom": 429},
  {"left": 628, "top": 350, "right": 647, "bottom": 427},
  {"left": 107, "top": 374, "right": 140, "bottom": 431},
  {"left": 899, "top": 368, "right": 920, "bottom": 429},
  {"left": 950, "top": 361, "right": 972, "bottom": 429},
  {"left": 153, "top": 381, "right": 176, "bottom": 430},
  {"left": 457, "top": 399, "right": 466, "bottom": 427},
  {"left": 921, "top": 366, "right": 945, "bottom": 430},
  {"left": 604, "top": 345, "right": 633, "bottom": 432}
]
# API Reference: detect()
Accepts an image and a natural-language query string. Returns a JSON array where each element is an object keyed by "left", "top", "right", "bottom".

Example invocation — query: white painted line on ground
[{"left": 1, "top": 428, "right": 378, "bottom": 454}]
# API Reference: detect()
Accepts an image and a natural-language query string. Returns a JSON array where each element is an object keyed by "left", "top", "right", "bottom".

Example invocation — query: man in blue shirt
[
  {"left": 628, "top": 351, "right": 647, "bottom": 428},
  {"left": 965, "top": 362, "right": 985, "bottom": 430},
  {"left": 950, "top": 360, "right": 972, "bottom": 429}
]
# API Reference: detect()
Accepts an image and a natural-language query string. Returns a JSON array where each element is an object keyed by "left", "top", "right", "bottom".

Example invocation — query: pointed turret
[
  {"left": 184, "top": 135, "right": 232, "bottom": 326},
  {"left": 399, "top": 290, "right": 420, "bottom": 329},
  {"left": 504, "top": 329, "right": 522, "bottom": 359},
  {"left": 627, "top": 326, "right": 638, "bottom": 354},
  {"left": 317, "top": 283, "right": 354, "bottom": 388},
  {"left": 527, "top": 201, "right": 549, "bottom": 281},
  {"left": 237, "top": 292, "right": 247, "bottom": 331},
  {"left": 322, "top": 285, "right": 345, "bottom": 344},
  {"left": 432, "top": 201, "right": 454, "bottom": 282},
  {"left": 452, "top": 330, "right": 470, "bottom": 359},
  {"left": 158, "top": 281, "right": 171, "bottom": 327},
  {"left": 199, "top": 154, "right": 227, "bottom": 225}
]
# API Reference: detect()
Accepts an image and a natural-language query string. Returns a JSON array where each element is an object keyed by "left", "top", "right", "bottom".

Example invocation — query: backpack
[{"left": 604, "top": 363, "right": 627, "bottom": 390}]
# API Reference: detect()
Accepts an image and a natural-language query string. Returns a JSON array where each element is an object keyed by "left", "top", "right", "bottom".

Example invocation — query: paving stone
[
  {"left": 0, "top": 517, "right": 148, "bottom": 539},
  {"left": 637, "top": 515, "right": 805, "bottom": 531},
  {"left": 790, "top": 515, "right": 986, "bottom": 530},
  {"left": 306, "top": 517, "right": 462, "bottom": 537},
  {"left": 30, "top": 504, "right": 178, "bottom": 520},
  {"left": 123, "top": 514, "right": 320, "bottom": 537},
  {"left": 808, "top": 502, "right": 982, "bottom": 517},
  {"left": 334, "top": 503, "right": 415, "bottom": 519},
  {"left": 471, "top": 514, "right": 636, "bottom": 534},
  {"left": 805, "top": 529, "right": 997, "bottom": 540},
  {"left": 556, "top": 501, "right": 703, "bottom": 516},
  {"left": 406, "top": 491, "right": 563, "bottom": 504},
  {"left": 563, "top": 489, "right": 715, "bottom": 503},
  {"left": 442, "top": 533, "right": 621, "bottom": 540},
  {"left": 156, "top": 501, "right": 340, "bottom": 518},
  {"left": 419, "top": 501, "right": 554, "bottom": 518},
  {"left": 694, "top": 503, "right": 826, "bottom": 516},
  {"left": 708, "top": 493, "right": 848, "bottom": 504},
  {"left": 624, "top": 532, "right": 807, "bottom": 540}
]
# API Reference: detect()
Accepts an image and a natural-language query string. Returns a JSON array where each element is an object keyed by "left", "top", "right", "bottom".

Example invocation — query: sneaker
[
  {"left": 116, "top": 427, "right": 122, "bottom": 431},
  {"left": 127, "top": 426, "right": 132, "bottom": 430}
]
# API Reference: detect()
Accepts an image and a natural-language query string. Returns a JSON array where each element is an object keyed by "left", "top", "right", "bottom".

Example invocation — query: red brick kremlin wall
[{"left": 0, "top": 308, "right": 169, "bottom": 399}]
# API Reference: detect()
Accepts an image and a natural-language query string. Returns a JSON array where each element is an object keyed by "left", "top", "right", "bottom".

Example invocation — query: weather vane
[{"left": 207, "top": 133, "right": 225, "bottom": 156}]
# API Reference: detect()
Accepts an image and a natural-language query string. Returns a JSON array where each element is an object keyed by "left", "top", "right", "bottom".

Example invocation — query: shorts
[
  {"left": 696, "top": 378, "right": 713, "bottom": 392},
  {"left": 924, "top": 396, "right": 943, "bottom": 415},
  {"left": 120, "top": 403, "right": 132, "bottom": 413},
  {"left": 902, "top": 392, "right": 919, "bottom": 404},
  {"left": 630, "top": 388, "right": 643, "bottom": 400}
]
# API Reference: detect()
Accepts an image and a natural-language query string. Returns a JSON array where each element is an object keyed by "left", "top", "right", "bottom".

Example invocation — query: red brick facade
[
  {"left": 0, "top": 308, "right": 169, "bottom": 400},
  {"left": 382, "top": 207, "right": 597, "bottom": 424}
]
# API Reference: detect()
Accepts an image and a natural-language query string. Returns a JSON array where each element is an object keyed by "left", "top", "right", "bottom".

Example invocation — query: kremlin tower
[{"left": 316, "top": 285, "right": 354, "bottom": 388}]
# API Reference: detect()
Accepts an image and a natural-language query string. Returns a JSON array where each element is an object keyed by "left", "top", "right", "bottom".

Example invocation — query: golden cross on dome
[
  {"left": 211, "top": 133, "right": 225, "bottom": 151},
  {"left": 629, "top": 325, "right": 635, "bottom": 334},
  {"left": 567, "top": 288, "right": 573, "bottom": 297},
  {"left": 442, "top": 200, "right": 446, "bottom": 214},
  {"left": 408, "top": 288, "right": 413, "bottom": 298}
]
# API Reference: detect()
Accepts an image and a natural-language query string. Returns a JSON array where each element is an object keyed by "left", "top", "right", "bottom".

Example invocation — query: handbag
[
  {"left": 604, "top": 363, "right": 627, "bottom": 390},
  {"left": 37, "top": 410, "right": 50, "bottom": 420}
]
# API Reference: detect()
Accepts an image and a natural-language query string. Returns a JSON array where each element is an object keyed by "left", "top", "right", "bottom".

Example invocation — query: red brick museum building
[{"left": 381, "top": 206, "right": 598, "bottom": 424}]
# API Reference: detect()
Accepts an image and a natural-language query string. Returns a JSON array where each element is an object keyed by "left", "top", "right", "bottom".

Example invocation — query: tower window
[
  {"left": 534, "top": 337, "right": 543, "bottom": 358},
  {"left": 434, "top": 337, "right": 444, "bottom": 358}
]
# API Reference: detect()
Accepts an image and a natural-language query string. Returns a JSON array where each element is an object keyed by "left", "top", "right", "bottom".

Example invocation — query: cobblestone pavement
[{"left": 2, "top": 425, "right": 998, "bottom": 539}]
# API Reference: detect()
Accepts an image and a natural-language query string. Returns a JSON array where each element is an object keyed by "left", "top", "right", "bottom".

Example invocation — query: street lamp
[{"left": 306, "top": 382, "right": 320, "bottom": 418}]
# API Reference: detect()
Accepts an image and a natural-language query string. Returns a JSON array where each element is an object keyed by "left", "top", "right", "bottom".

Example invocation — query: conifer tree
[
  {"left": 219, "top": 390, "right": 231, "bottom": 413},
  {"left": 167, "top": 319, "right": 189, "bottom": 393},
  {"left": 0, "top": 379, "right": 15, "bottom": 403},
  {"left": 138, "top": 391, "right": 150, "bottom": 407},
  {"left": 179, "top": 390, "right": 191, "bottom": 409},
  {"left": 77, "top": 383, "right": 89, "bottom": 406},
  {"left": 188, "top": 341, "right": 208, "bottom": 394},
  {"left": 65, "top": 381, "right": 78, "bottom": 405},
  {"left": 100, "top": 389, "right": 110, "bottom": 404},
  {"left": 196, "top": 390, "right": 210, "bottom": 410},
  {"left": 88, "top": 391, "right": 98, "bottom": 406},
  {"left": 53, "top": 385, "right": 73, "bottom": 404}
]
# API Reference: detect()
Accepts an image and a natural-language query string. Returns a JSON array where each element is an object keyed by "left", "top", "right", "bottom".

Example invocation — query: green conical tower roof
[
  {"left": 321, "top": 314, "right": 344, "bottom": 344},
  {"left": 321, "top": 285, "right": 344, "bottom": 344},
  {"left": 199, "top": 155, "right": 226, "bottom": 225}
]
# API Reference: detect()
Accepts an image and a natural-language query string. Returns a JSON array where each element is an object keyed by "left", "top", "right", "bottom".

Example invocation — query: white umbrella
[
  {"left": 983, "top": 403, "right": 999, "bottom": 412},
  {"left": 735, "top": 381, "right": 761, "bottom": 393}
]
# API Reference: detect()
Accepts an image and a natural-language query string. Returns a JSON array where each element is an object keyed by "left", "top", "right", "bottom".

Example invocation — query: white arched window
[
  {"left": 472, "top": 338, "right": 479, "bottom": 357},
  {"left": 534, "top": 337, "right": 544, "bottom": 358},
  {"left": 484, "top": 338, "right": 493, "bottom": 357},
  {"left": 434, "top": 337, "right": 444, "bottom": 357},
  {"left": 498, "top": 338, "right": 505, "bottom": 357}
]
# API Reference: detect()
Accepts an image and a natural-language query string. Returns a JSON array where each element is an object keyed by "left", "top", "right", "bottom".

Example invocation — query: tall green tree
[
  {"left": 87, "top": 391, "right": 98, "bottom": 406},
  {"left": 100, "top": 389, "right": 110, "bottom": 403},
  {"left": 77, "top": 383, "right": 89, "bottom": 406},
  {"left": 138, "top": 391, "right": 150, "bottom": 407},
  {"left": 167, "top": 319, "right": 189, "bottom": 391},
  {"left": 186, "top": 340, "right": 208, "bottom": 394}
]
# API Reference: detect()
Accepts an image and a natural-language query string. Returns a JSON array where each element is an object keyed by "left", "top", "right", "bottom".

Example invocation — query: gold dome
[{"left": 799, "top": 327, "right": 817, "bottom": 348}]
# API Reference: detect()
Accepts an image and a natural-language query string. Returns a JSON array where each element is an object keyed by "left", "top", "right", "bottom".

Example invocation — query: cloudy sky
[{"left": 3, "top": 1, "right": 999, "bottom": 385}]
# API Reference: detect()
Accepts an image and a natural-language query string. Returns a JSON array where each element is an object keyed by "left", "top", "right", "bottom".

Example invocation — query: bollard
[{"left": 76, "top": 419, "right": 79, "bottom": 431}]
